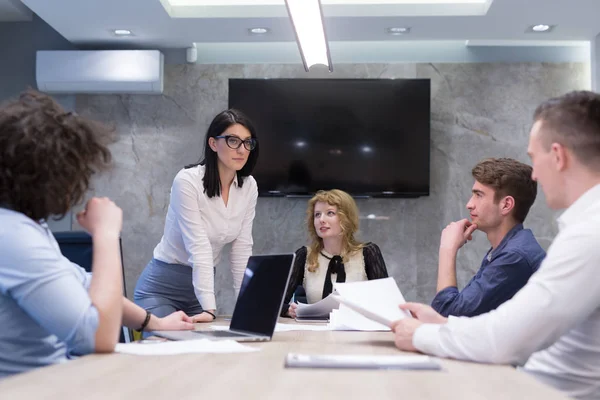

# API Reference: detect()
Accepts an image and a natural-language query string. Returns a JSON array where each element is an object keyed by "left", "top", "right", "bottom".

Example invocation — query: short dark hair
[
  {"left": 471, "top": 158, "right": 537, "bottom": 223},
  {"left": 187, "top": 109, "right": 259, "bottom": 198},
  {"left": 533, "top": 90, "right": 600, "bottom": 168},
  {"left": 0, "top": 90, "right": 113, "bottom": 221}
]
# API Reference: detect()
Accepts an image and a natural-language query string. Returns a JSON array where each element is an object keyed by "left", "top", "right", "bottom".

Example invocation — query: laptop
[{"left": 152, "top": 253, "right": 295, "bottom": 342}]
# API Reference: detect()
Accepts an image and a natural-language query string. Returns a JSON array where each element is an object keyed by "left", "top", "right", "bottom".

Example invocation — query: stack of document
[
  {"left": 328, "top": 277, "right": 411, "bottom": 331},
  {"left": 295, "top": 294, "right": 339, "bottom": 319},
  {"left": 329, "top": 306, "right": 390, "bottom": 331}
]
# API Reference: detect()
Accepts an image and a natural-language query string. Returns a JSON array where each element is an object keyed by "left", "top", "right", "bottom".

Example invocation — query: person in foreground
[
  {"left": 134, "top": 109, "right": 259, "bottom": 323},
  {"left": 392, "top": 91, "right": 600, "bottom": 400},
  {"left": 432, "top": 158, "right": 545, "bottom": 317},
  {"left": 0, "top": 91, "right": 193, "bottom": 378},
  {"left": 282, "top": 189, "right": 388, "bottom": 318}
]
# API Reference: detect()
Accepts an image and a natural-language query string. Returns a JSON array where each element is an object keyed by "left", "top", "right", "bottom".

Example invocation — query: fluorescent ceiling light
[
  {"left": 160, "top": 0, "right": 494, "bottom": 18},
  {"left": 285, "top": 0, "right": 332, "bottom": 72},
  {"left": 168, "top": 0, "right": 487, "bottom": 5}
]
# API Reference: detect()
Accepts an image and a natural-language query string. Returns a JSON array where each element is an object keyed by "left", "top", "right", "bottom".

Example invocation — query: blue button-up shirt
[
  {"left": 0, "top": 208, "right": 99, "bottom": 378},
  {"left": 431, "top": 224, "right": 546, "bottom": 318}
]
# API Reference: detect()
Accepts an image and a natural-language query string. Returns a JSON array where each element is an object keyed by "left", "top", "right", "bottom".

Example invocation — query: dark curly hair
[{"left": 0, "top": 90, "right": 114, "bottom": 221}]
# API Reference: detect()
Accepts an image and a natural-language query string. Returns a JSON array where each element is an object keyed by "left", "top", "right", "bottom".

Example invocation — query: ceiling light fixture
[
  {"left": 285, "top": 0, "right": 332, "bottom": 72},
  {"left": 532, "top": 24, "right": 550, "bottom": 32},
  {"left": 113, "top": 29, "right": 132, "bottom": 36},
  {"left": 385, "top": 27, "right": 411, "bottom": 35},
  {"left": 248, "top": 27, "right": 270, "bottom": 35},
  {"left": 528, "top": 24, "right": 555, "bottom": 33}
]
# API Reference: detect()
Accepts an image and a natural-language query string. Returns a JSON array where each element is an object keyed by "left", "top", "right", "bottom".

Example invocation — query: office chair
[
  {"left": 52, "top": 231, "right": 133, "bottom": 343},
  {"left": 293, "top": 286, "right": 307, "bottom": 304}
]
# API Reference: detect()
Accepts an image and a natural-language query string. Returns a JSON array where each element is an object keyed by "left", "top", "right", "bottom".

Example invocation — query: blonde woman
[{"left": 282, "top": 189, "right": 389, "bottom": 318}]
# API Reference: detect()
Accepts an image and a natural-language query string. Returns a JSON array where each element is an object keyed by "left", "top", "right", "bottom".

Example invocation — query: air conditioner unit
[{"left": 36, "top": 50, "right": 164, "bottom": 94}]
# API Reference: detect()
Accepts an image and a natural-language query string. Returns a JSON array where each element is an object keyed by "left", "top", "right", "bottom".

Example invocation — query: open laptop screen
[{"left": 230, "top": 254, "right": 295, "bottom": 337}]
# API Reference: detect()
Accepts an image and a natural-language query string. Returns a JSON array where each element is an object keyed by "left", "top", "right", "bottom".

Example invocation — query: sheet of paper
[
  {"left": 295, "top": 294, "right": 340, "bottom": 318},
  {"left": 210, "top": 323, "right": 330, "bottom": 332},
  {"left": 114, "top": 339, "right": 258, "bottom": 355},
  {"left": 328, "top": 277, "right": 411, "bottom": 331},
  {"left": 329, "top": 305, "right": 390, "bottom": 331},
  {"left": 274, "top": 323, "right": 331, "bottom": 332}
]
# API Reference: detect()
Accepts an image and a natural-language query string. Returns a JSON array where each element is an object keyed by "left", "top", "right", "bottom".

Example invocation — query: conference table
[{"left": 0, "top": 319, "right": 569, "bottom": 399}]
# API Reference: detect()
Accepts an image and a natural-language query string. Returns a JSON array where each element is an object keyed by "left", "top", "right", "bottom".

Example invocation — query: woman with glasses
[{"left": 134, "top": 109, "right": 259, "bottom": 323}]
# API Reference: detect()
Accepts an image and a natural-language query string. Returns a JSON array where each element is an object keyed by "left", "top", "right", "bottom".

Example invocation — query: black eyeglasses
[{"left": 215, "top": 135, "right": 257, "bottom": 151}]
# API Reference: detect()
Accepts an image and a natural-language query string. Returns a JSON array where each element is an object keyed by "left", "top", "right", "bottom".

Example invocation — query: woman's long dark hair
[{"left": 186, "top": 109, "right": 259, "bottom": 198}]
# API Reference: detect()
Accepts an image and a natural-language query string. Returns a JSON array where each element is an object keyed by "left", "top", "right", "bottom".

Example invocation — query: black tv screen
[{"left": 228, "top": 78, "right": 430, "bottom": 197}]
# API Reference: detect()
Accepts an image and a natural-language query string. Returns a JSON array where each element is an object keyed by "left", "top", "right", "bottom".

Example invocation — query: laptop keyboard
[{"left": 193, "top": 330, "right": 249, "bottom": 338}]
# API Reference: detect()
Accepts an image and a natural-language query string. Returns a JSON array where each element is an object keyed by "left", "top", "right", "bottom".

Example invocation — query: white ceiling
[
  {"left": 15, "top": 0, "right": 600, "bottom": 50},
  {"left": 0, "top": 0, "right": 31, "bottom": 22}
]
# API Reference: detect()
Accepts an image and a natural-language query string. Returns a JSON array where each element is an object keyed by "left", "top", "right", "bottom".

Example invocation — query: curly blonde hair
[{"left": 306, "top": 189, "right": 363, "bottom": 272}]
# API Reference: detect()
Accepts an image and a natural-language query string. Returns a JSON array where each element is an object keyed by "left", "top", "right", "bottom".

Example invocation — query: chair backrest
[
  {"left": 294, "top": 285, "right": 307, "bottom": 304},
  {"left": 52, "top": 231, "right": 132, "bottom": 343}
]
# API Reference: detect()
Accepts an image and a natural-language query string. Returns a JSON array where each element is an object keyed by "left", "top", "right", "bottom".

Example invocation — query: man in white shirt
[{"left": 392, "top": 90, "right": 600, "bottom": 400}]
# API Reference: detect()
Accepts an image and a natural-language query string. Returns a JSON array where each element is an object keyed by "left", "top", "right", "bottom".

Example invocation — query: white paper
[
  {"left": 274, "top": 323, "right": 331, "bottom": 332},
  {"left": 210, "top": 325, "right": 231, "bottom": 331},
  {"left": 329, "top": 305, "right": 390, "bottom": 331},
  {"left": 114, "top": 339, "right": 258, "bottom": 355},
  {"left": 295, "top": 294, "right": 340, "bottom": 318},
  {"left": 210, "top": 323, "right": 330, "bottom": 332},
  {"left": 328, "top": 277, "right": 411, "bottom": 331}
]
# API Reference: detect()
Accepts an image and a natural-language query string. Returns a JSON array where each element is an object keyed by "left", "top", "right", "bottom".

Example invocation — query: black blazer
[{"left": 280, "top": 242, "right": 389, "bottom": 317}]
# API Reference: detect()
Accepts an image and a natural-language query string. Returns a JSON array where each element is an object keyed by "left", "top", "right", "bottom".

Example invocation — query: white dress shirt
[
  {"left": 153, "top": 165, "right": 258, "bottom": 310},
  {"left": 414, "top": 184, "right": 600, "bottom": 400}
]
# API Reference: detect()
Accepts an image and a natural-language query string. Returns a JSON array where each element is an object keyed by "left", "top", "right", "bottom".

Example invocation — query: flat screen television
[{"left": 228, "top": 78, "right": 430, "bottom": 198}]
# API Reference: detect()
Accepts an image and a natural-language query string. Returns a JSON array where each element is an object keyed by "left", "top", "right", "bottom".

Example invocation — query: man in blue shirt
[{"left": 431, "top": 158, "right": 546, "bottom": 317}]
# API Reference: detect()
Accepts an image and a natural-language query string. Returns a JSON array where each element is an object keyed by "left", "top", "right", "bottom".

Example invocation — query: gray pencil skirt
[{"left": 133, "top": 258, "right": 204, "bottom": 318}]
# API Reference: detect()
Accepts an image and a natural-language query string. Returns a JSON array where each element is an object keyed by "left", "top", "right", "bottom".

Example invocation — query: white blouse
[
  {"left": 303, "top": 248, "right": 367, "bottom": 304},
  {"left": 153, "top": 165, "right": 258, "bottom": 310}
]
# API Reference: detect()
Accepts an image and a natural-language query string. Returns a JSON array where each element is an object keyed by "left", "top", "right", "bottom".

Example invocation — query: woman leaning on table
[
  {"left": 134, "top": 109, "right": 260, "bottom": 324},
  {"left": 281, "top": 189, "right": 389, "bottom": 318}
]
